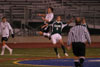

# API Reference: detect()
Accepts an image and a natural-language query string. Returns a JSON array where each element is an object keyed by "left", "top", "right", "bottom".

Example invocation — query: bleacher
[{"left": 0, "top": 0, "right": 100, "bottom": 36}]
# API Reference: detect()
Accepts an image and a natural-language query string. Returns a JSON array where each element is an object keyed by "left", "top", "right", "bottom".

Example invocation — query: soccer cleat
[
  {"left": 10, "top": 49, "right": 13, "bottom": 55},
  {"left": 65, "top": 53, "right": 69, "bottom": 56},
  {"left": 57, "top": 54, "right": 61, "bottom": 58}
]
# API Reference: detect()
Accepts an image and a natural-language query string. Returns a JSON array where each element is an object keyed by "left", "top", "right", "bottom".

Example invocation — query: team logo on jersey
[{"left": 54, "top": 25, "right": 61, "bottom": 28}]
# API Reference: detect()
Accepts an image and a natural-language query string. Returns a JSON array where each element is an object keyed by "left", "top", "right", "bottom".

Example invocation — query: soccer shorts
[
  {"left": 1, "top": 37, "right": 8, "bottom": 42},
  {"left": 51, "top": 33, "right": 62, "bottom": 45}
]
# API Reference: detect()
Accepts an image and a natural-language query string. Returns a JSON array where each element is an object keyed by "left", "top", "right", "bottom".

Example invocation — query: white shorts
[{"left": 51, "top": 33, "right": 62, "bottom": 45}]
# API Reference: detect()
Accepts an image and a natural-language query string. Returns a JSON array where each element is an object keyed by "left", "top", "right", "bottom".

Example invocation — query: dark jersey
[{"left": 50, "top": 21, "right": 68, "bottom": 35}]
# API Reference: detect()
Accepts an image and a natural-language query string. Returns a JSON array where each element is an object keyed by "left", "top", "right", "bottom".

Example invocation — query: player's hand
[
  {"left": 41, "top": 17, "right": 45, "bottom": 20},
  {"left": 67, "top": 17, "right": 74, "bottom": 24},
  {"left": 11, "top": 34, "right": 15, "bottom": 38},
  {"left": 82, "top": 17, "right": 86, "bottom": 24},
  {"left": 37, "top": 14, "right": 41, "bottom": 16},
  {"left": 88, "top": 43, "right": 91, "bottom": 47}
]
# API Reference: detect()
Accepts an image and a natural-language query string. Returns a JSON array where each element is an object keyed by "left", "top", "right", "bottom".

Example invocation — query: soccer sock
[
  {"left": 43, "top": 33, "right": 50, "bottom": 37},
  {"left": 5, "top": 44, "right": 12, "bottom": 51},
  {"left": 74, "top": 60, "right": 80, "bottom": 67},
  {"left": 61, "top": 45, "right": 66, "bottom": 54},
  {"left": 1, "top": 45, "right": 6, "bottom": 55},
  {"left": 54, "top": 47, "right": 58, "bottom": 55}
]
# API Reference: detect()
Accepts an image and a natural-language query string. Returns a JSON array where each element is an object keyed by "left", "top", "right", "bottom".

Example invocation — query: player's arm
[
  {"left": 84, "top": 27, "right": 91, "bottom": 45},
  {"left": 8, "top": 23, "right": 14, "bottom": 38},
  {"left": 67, "top": 30, "right": 73, "bottom": 50},
  {"left": 37, "top": 14, "right": 46, "bottom": 16},
  {"left": 41, "top": 14, "right": 54, "bottom": 23},
  {"left": 62, "top": 18, "right": 74, "bottom": 28},
  {"left": 82, "top": 17, "right": 88, "bottom": 27},
  {"left": 41, "top": 17, "right": 49, "bottom": 22},
  {"left": 67, "top": 17, "right": 74, "bottom": 24}
]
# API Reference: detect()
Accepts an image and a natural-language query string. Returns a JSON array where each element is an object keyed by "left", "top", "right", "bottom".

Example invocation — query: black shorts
[
  {"left": 1, "top": 37, "right": 8, "bottom": 42},
  {"left": 72, "top": 42, "right": 86, "bottom": 57}
]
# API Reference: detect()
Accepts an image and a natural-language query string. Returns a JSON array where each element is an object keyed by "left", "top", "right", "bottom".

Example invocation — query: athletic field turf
[{"left": 0, "top": 48, "right": 100, "bottom": 67}]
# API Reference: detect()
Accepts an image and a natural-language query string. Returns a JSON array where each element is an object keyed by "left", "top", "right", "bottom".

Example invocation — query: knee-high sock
[
  {"left": 54, "top": 47, "right": 58, "bottom": 55},
  {"left": 1, "top": 45, "right": 6, "bottom": 55},
  {"left": 5, "top": 44, "right": 12, "bottom": 51},
  {"left": 61, "top": 45, "right": 66, "bottom": 53}
]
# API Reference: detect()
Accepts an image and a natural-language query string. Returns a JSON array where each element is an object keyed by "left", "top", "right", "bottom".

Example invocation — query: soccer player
[
  {"left": 40, "top": 16, "right": 73, "bottom": 58},
  {"left": 38, "top": 7, "right": 54, "bottom": 33},
  {"left": 0, "top": 17, "right": 14, "bottom": 55},
  {"left": 67, "top": 17, "right": 91, "bottom": 67}
]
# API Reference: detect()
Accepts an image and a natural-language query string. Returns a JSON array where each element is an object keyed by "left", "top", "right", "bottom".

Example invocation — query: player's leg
[
  {"left": 79, "top": 56, "right": 85, "bottom": 67},
  {"left": 53, "top": 44, "right": 60, "bottom": 58},
  {"left": 72, "top": 42, "right": 85, "bottom": 67},
  {"left": 59, "top": 39, "right": 68, "bottom": 56},
  {"left": 72, "top": 42, "right": 81, "bottom": 67},
  {"left": 79, "top": 43, "right": 86, "bottom": 67},
  {"left": 5, "top": 44, "right": 13, "bottom": 55},
  {"left": 74, "top": 56, "right": 85, "bottom": 67},
  {"left": 1, "top": 40, "right": 6, "bottom": 55},
  {"left": 1, "top": 37, "right": 13, "bottom": 55},
  {"left": 39, "top": 31, "right": 50, "bottom": 39},
  {"left": 38, "top": 25, "right": 48, "bottom": 35},
  {"left": 58, "top": 35, "right": 68, "bottom": 56},
  {"left": 74, "top": 57, "right": 80, "bottom": 67},
  {"left": 51, "top": 34, "right": 60, "bottom": 58},
  {"left": 43, "top": 32, "right": 50, "bottom": 37},
  {"left": 41, "top": 24, "right": 49, "bottom": 33}
]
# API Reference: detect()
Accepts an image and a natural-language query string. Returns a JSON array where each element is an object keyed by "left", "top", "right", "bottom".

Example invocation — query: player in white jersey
[
  {"left": 0, "top": 17, "right": 14, "bottom": 55},
  {"left": 38, "top": 7, "right": 54, "bottom": 33}
]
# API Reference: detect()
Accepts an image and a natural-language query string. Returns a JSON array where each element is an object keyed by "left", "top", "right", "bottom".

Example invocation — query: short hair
[
  {"left": 2, "top": 17, "right": 6, "bottom": 20},
  {"left": 75, "top": 18, "right": 82, "bottom": 25},
  {"left": 49, "top": 7, "right": 54, "bottom": 12}
]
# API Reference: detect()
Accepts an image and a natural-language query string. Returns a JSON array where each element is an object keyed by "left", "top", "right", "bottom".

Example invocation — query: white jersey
[
  {"left": 0, "top": 22, "right": 13, "bottom": 38},
  {"left": 44, "top": 13, "right": 54, "bottom": 24}
]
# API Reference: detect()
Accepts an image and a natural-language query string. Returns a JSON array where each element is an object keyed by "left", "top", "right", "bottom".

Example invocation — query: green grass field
[{"left": 0, "top": 48, "right": 100, "bottom": 67}]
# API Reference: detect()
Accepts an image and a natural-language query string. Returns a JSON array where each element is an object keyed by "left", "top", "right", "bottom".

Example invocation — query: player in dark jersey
[{"left": 40, "top": 16, "right": 73, "bottom": 58}]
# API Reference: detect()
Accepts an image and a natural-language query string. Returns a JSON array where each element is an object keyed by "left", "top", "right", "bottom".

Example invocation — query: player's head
[
  {"left": 56, "top": 16, "right": 61, "bottom": 21},
  {"left": 2, "top": 17, "right": 6, "bottom": 22},
  {"left": 48, "top": 7, "right": 54, "bottom": 13},
  {"left": 75, "top": 17, "right": 81, "bottom": 25}
]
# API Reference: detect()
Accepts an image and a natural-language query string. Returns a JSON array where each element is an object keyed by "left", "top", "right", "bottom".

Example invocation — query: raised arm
[
  {"left": 62, "top": 18, "right": 74, "bottom": 28},
  {"left": 41, "top": 13, "right": 54, "bottom": 23},
  {"left": 41, "top": 17, "right": 50, "bottom": 22},
  {"left": 67, "top": 17, "right": 74, "bottom": 24},
  {"left": 37, "top": 14, "right": 46, "bottom": 17},
  {"left": 82, "top": 17, "right": 88, "bottom": 26}
]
